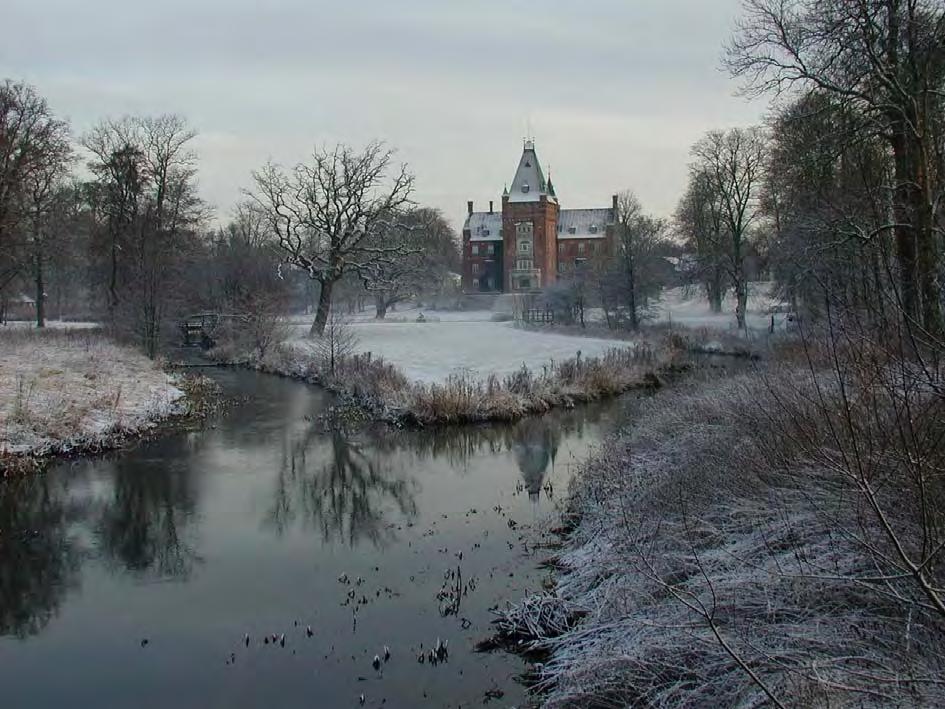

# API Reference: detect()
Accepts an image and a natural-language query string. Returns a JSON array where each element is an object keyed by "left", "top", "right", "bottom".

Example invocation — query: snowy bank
[
  {"left": 497, "top": 367, "right": 945, "bottom": 707},
  {"left": 217, "top": 336, "right": 675, "bottom": 426},
  {"left": 0, "top": 329, "right": 186, "bottom": 469}
]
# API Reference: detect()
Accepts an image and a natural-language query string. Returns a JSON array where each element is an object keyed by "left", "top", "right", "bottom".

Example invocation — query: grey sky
[{"left": 2, "top": 0, "right": 765, "bottom": 229}]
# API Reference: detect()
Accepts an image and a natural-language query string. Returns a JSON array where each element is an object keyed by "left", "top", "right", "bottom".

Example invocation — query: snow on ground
[
  {"left": 0, "top": 330, "right": 184, "bottom": 457},
  {"left": 1, "top": 319, "right": 101, "bottom": 330},
  {"left": 288, "top": 316, "right": 634, "bottom": 384},
  {"left": 287, "top": 307, "right": 496, "bottom": 325},
  {"left": 648, "top": 282, "right": 788, "bottom": 332}
]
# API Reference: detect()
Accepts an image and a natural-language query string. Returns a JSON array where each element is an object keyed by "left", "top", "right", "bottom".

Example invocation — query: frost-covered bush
[
  {"left": 221, "top": 337, "right": 672, "bottom": 426},
  {"left": 506, "top": 365, "right": 945, "bottom": 707}
]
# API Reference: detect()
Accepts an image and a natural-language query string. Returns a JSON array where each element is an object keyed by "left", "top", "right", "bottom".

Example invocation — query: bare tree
[
  {"left": 82, "top": 119, "right": 146, "bottom": 320},
  {"left": 611, "top": 191, "right": 668, "bottom": 330},
  {"left": 0, "top": 81, "right": 71, "bottom": 295},
  {"left": 83, "top": 115, "right": 205, "bottom": 357},
  {"left": 313, "top": 309, "right": 358, "bottom": 376},
  {"left": 22, "top": 132, "right": 72, "bottom": 327},
  {"left": 365, "top": 207, "right": 458, "bottom": 318},
  {"left": 726, "top": 0, "right": 945, "bottom": 336},
  {"left": 249, "top": 141, "right": 415, "bottom": 336},
  {"left": 690, "top": 128, "right": 767, "bottom": 328},
  {"left": 676, "top": 170, "right": 728, "bottom": 313}
]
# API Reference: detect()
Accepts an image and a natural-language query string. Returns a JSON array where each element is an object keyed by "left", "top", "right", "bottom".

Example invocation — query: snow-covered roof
[
  {"left": 557, "top": 208, "right": 613, "bottom": 240},
  {"left": 464, "top": 212, "right": 503, "bottom": 241},
  {"left": 508, "top": 140, "right": 556, "bottom": 204}
]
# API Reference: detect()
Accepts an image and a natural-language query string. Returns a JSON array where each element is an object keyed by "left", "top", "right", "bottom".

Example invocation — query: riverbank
[
  {"left": 495, "top": 363, "right": 945, "bottom": 707},
  {"left": 515, "top": 320, "right": 773, "bottom": 359},
  {"left": 0, "top": 329, "right": 195, "bottom": 475},
  {"left": 212, "top": 336, "right": 675, "bottom": 426}
]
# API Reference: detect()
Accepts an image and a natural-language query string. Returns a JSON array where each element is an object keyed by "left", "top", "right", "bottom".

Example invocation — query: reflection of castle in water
[{"left": 512, "top": 419, "right": 561, "bottom": 502}]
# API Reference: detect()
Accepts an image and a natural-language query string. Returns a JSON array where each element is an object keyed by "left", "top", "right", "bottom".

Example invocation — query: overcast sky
[{"left": 2, "top": 0, "right": 766, "bottom": 229}]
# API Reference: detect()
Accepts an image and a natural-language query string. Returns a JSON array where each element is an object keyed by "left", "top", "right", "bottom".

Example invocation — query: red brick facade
[
  {"left": 461, "top": 141, "right": 616, "bottom": 294},
  {"left": 501, "top": 194, "right": 559, "bottom": 292}
]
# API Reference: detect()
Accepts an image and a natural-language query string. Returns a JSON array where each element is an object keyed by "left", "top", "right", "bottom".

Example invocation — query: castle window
[
  {"left": 558, "top": 242, "right": 565, "bottom": 253},
  {"left": 472, "top": 278, "right": 479, "bottom": 287},
  {"left": 578, "top": 243, "right": 586, "bottom": 254},
  {"left": 517, "top": 259, "right": 533, "bottom": 271},
  {"left": 487, "top": 244, "right": 495, "bottom": 255},
  {"left": 471, "top": 244, "right": 479, "bottom": 256},
  {"left": 518, "top": 240, "right": 531, "bottom": 254},
  {"left": 472, "top": 263, "right": 480, "bottom": 274}
]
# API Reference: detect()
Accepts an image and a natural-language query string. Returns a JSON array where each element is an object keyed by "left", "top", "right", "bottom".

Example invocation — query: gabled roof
[
  {"left": 507, "top": 140, "right": 556, "bottom": 204},
  {"left": 464, "top": 212, "right": 503, "bottom": 241},
  {"left": 557, "top": 208, "right": 614, "bottom": 239}
]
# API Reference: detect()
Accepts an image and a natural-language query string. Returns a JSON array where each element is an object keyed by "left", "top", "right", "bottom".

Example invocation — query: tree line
[
  {"left": 547, "top": 1, "right": 943, "bottom": 340},
  {"left": 0, "top": 82, "right": 460, "bottom": 353}
]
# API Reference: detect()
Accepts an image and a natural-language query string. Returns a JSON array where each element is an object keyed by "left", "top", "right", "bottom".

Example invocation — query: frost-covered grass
[
  {"left": 1, "top": 319, "right": 101, "bottom": 330},
  {"left": 226, "top": 338, "right": 673, "bottom": 426},
  {"left": 502, "top": 366, "right": 945, "bottom": 707},
  {"left": 0, "top": 329, "right": 185, "bottom": 467},
  {"left": 650, "top": 281, "right": 788, "bottom": 332}
]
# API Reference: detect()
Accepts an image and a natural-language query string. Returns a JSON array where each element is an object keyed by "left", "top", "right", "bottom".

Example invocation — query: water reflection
[
  {"left": 94, "top": 440, "right": 201, "bottom": 579},
  {"left": 266, "top": 426, "right": 419, "bottom": 547},
  {"left": 260, "top": 403, "right": 607, "bottom": 548},
  {"left": 0, "top": 372, "right": 619, "bottom": 647},
  {"left": 0, "top": 475, "right": 80, "bottom": 638},
  {"left": 512, "top": 418, "right": 561, "bottom": 501}
]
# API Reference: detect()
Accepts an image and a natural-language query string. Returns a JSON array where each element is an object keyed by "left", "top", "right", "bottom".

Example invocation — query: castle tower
[{"left": 501, "top": 140, "right": 559, "bottom": 292}]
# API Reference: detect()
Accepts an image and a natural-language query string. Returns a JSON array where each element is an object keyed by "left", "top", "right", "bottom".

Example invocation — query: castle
[{"left": 462, "top": 140, "right": 617, "bottom": 293}]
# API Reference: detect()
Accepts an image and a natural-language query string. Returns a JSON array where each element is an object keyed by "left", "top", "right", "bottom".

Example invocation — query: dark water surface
[{"left": 0, "top": 369, "right": 636, "bottom": 708}]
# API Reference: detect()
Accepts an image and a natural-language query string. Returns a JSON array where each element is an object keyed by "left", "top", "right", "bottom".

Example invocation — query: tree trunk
[
  {"left": 734, "top": 280, "right": 748, "bottom": 329},
  {"left": 624, "top": 250, "right": 639, "bottom": 331},
  {"left": 310, "top": 279, "right": 334, "bottom": 336},
  {"left": 375, "top": 295, "right": 388, "bottom": 319},
  {"left": 889, "top": 128, "right": 922, "bottom": 327},
  {"left": 109, "top": 231, "right": 119, "bottom": 323},
  {"left": 35, "top": 250, "right": 45, "bottom": 328},
  {"left": 706, "top": 272, "right": 724, "bottom": 313}
]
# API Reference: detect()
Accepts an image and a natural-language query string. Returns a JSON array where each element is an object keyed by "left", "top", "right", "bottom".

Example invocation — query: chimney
[
  {"left": 612, "top": 194, "right": 618, "bottom": 212},
  {"left": 489, "top": 200, "right": 493, "bottom": 214},
  {"left": 467, "top": 200, "right": 474, "bottom": 215}
]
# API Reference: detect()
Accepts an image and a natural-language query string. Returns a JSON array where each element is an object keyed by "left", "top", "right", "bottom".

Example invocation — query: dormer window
[
  {"left": 522, "top": 183, "right": 530, "bottom": 193},
  {"left": 568, "top": 226, "right": 577, "bottom": 234},
  {"left": 482, "top": 229, "right": 490, "bottom": 236},
  {"left": 589, "top": 224, "right": 598, "bottom": 234}
]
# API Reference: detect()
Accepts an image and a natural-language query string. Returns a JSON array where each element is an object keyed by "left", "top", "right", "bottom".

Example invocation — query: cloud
[{"left": 1, "top": 0, "right": 767, "bottom": 227}]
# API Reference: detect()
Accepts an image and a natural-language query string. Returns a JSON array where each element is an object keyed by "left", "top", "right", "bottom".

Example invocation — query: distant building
[{"left": 462, "top": 140, "right": 617, "bottom": 293}]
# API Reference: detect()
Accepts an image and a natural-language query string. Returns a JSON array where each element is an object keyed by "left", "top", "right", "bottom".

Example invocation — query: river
[{"left": 0, "top": 367, "right": 644, "bottom": 708}]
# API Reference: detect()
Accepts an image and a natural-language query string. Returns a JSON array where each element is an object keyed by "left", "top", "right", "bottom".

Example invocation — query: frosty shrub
[
  {"left": 232, "top": 337, "right": 673, "bottom": 426},
  {"left": 503, "top": 353, "right": 945, "bottom": 708}
]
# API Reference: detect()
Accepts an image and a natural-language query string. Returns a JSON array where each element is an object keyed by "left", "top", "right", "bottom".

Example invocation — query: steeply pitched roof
[
  {"left": 557, "top": 208, "right": 614, "bottom": 239},
  {"left": 464, "top": 212, "right": 503, "bottom": 241},
  {"left": 507, "top": 140, "right": 556, "bottom": 204}
]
